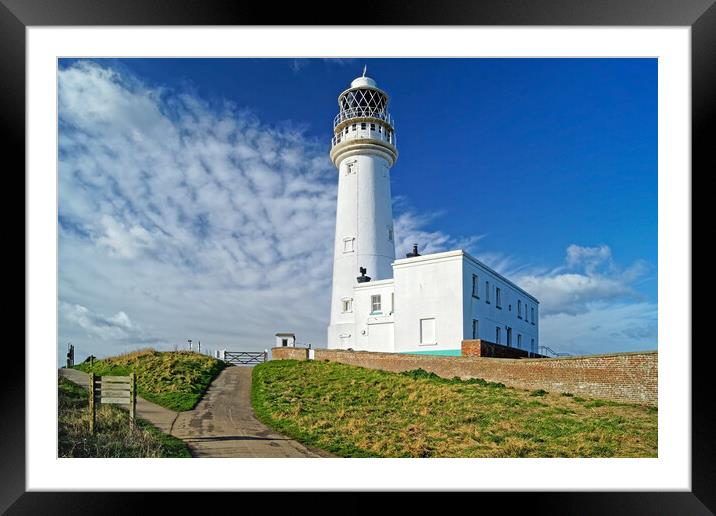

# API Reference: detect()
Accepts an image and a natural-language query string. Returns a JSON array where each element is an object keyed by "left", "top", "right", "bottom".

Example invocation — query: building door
[
  {"left": 282, "top": 339, "right": 288, "bottom": 347},
  {"left": 506, "top": 327, "right": 512, "bottom": 347}
]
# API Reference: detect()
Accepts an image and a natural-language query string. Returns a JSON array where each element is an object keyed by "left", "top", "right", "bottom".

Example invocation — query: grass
[
  {"left": 58, "top": 376, "right": 191, "bottom": 457},
  {"left": 75, "top": 349, "right": 227, "bottom": 412},
  {"left": 251, "top": 360, "right": 658, "bottom": 458}
]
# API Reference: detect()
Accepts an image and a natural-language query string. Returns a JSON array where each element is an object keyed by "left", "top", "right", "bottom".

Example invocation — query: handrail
[
  {"left": 334, "top": 108, "right": 394, "bottom": 128},
  {"left": 538, "top": 345, "right": 572, "bottom": 357},
  {"left": 331, "top": 130, "right": 396, "bottom": 148}
]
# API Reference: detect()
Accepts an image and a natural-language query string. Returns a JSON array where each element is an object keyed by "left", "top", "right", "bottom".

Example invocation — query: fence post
[
  {"left": 88, "top": 372, "right": 96, "bottom": 435},
  {"left": 263, "top": 350, "right": 268, "bottom": 363},
  {"left": 129, "top": 372, "right": 136, "bottom": 431}
]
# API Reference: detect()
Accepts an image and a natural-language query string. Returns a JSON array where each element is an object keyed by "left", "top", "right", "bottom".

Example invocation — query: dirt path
[{"left": 59, "top": 366, "right": 331, "bottom": 458}]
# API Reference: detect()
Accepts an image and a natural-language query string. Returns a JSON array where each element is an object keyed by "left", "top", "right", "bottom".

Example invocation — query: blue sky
[{"left": 57, "top": 58, "right": 657, "bottom": 363}]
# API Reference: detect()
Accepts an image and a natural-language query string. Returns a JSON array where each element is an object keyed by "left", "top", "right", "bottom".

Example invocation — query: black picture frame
[{"left": 5, "top": 0, "right": 710, "bottom": 513}]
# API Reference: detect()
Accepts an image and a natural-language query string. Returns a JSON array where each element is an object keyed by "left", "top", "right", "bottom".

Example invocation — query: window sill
[
  {"left": 496, "top": 306, "right": 502, "bottom": 310},
  {"left": 370, "top": 311, "right": 383, "bottom": 315}
]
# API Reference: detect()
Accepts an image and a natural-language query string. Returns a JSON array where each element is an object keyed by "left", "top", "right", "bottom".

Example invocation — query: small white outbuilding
[{"left": 275, "top": 333, "right": 296, "bottom": 348}]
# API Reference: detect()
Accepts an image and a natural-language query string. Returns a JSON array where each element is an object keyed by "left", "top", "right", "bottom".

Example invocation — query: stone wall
[
  {"left": 271, "top": 347, "right": 309, "bottom": 361},
  {"left": 270, "top": 347, "right": 658, "bottom": 406}
]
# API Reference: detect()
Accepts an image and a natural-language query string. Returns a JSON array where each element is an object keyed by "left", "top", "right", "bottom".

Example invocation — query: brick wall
[
  {"left": 462, "top": 339, "right": 544, "bottom": 358},
  {"left": 271, "top": 347, "right": 658, "bottom": 406}
]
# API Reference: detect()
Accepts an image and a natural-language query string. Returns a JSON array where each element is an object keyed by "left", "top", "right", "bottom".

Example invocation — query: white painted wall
[
  {"left": 352, "top": 279, "right": 395, "bottom": 352},
  {"left": 392, "top": 252, "right": 464, "bottom": 353},
  {"left": 461, "top": 252, "right": 539, "bottom": 353},
  {"left": 341, "top": 251, "right": 540, "bottom": 354}
]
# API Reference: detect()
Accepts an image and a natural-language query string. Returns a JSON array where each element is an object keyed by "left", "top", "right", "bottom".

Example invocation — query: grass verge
[
  {"left": 58, "top": 376, "right": 190, "bottom": 457},
  {"left": 75, "top": 349, "right": 226, "bottom": 412},
  {"left": 252, "top": 360, "right": 658, "bottom": 458}
]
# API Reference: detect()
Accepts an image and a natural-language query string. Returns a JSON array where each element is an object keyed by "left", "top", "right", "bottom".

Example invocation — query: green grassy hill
[
  {"left": 58, "top": 377, "right": 190, "bottom": 457},
  {"left": 252, "top": 360, "right": 658, "bottom": 458},
  {"left": 75, "top": 349, "right": 227, "bottom": 412}
]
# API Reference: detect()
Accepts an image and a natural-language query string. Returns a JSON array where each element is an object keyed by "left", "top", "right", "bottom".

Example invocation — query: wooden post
[
  {"left": 129, "top": 372, "right": 136, "bottom": 431},
  {"left": 88, "top": 372, "right": 96, "bottom": 435}
]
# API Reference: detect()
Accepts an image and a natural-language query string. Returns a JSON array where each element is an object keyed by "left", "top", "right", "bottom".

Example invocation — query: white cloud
[
  {"left": 60, "top": 302, "right": 155, "bottom": 343},
  {"left": 539, "top": 302, "right": 657, "bottom": 355},
  {"left": 513, "top": 244, "right": 657, "bottom": 355},
  {"left": 393, "top": 211, "right": 483, "bottom": 258},
  {"left": 515, "top": 244, "right": 649, "bottom": 316}
]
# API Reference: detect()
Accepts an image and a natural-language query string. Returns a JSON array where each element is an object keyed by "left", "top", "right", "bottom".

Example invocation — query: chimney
[
  {"left": 356, "top": 266, "right": 371, "bottom": 283},
  {"left": 406, "top": 244, "right": 421, "bottom": 258}
]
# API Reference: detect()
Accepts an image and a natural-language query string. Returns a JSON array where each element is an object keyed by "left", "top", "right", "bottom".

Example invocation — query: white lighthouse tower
[{"left": 327, "top": 70, "right": 398, "bottom": 348}]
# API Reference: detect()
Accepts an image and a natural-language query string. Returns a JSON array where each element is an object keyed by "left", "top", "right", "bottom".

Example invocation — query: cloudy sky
[{"left": 58, "top": 58, "right": 657, "bottom": 363}]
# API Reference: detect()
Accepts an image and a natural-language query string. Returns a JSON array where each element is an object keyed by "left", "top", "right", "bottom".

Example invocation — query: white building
[
  {"left": 326, "top": 72, "right": 539, "bottom": 355},
  {"left": 275, "top": 333, "right": 296, "bottom": 348}
]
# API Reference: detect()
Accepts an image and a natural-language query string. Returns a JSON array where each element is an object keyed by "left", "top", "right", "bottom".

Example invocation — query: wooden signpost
[{"left": 88, "top": 372, "right": 137, "bottom": 434}]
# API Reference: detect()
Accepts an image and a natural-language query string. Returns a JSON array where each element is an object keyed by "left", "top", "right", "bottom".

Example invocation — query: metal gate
[{"left": 223, "top": 351, "right": 268, "bottom": 366}]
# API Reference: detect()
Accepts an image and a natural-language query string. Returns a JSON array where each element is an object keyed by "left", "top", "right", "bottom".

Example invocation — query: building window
[
  {"left": 507, "top": 327, "right": 512, "bottom": 347},
  {"left": 352, "top": 124, "right": 357, "bottom": 131},
  {"left": 388, "top": 226, "right": 394, "bottom": 241},
  {"left": 496, "top": 287, "right": 502, "bottom": 308},
  {"left": 472, "top": 319, "right": 479, "bottom": 339},
  {"left": 531, "top": 338, "right": 535, "bottom": 352},
  {"left": 471, "top": 274, "right": 479, "bottom": 298},
  {"left": 517, "top": 300, "right": 522, "bottom": 318},
  {"left": 370, "top": 123, "right": 375, "bottom": 131},
  {"left": 531, "top": 307, "right": 535, "bottom": 324},
  {"left": 378, "top": 126, "right": 382, "bottom": 133},
  {"left": 420, "top": 318, "right": 436, "bottom": 345},
  {"left": 346, "top": 161, "right": 357, "bottom": 175},
  {"left": 345, "top": 127, "right": 349, "bottom": 135},
  {"left": 495, "top": 326, "right": 501, "bottom": 344},
  {"left": 371, "top": 295, "right": 382, "bottom": 313},
  {"left": 486, "top": 281, "right": 490, "bottom": 303},
  {"left": 361, "top": 122, "right": 367, "bottom": 130},
  {"left": 341, "top": 298, "right": 353, "bottom": 313},
  {"left": 343, "top": 237, "right": 355, "bottom": 253},
  {"left": 517, "top": 334, "right": 522, "bottom": 348}
]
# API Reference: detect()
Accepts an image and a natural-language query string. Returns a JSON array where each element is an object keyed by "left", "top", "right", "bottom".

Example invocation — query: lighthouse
[
  {"left": 327, "top": 70, "right": 398, "bottom": 348},
  {"left": 324, "top": 70, "right": 539, "bottom": 355}
]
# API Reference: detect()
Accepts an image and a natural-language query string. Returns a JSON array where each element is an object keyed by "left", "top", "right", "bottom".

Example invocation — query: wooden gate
[{"left": 223, "top": 351, "right": 268, "bottom": 366}]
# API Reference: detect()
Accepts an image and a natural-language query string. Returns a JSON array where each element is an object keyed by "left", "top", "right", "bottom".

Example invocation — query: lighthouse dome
[{"left": 350, "top": 76, "right": 377, "bottom": 88}]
